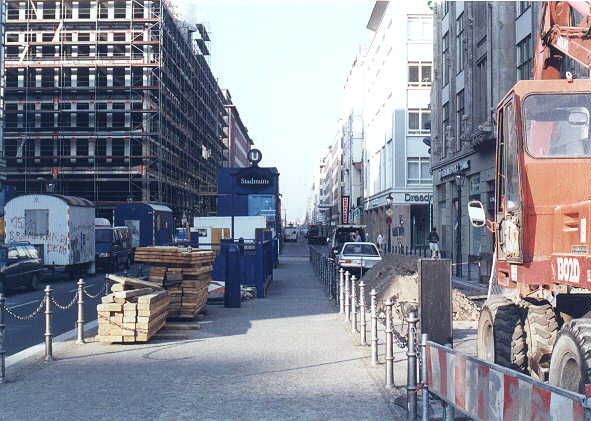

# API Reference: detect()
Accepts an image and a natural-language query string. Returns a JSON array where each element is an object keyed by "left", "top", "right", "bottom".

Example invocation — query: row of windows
[{"left": 7, "top": 32, "right": 134, "bottom": 43}]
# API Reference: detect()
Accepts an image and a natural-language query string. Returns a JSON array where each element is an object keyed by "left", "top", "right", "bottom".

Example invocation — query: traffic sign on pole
[
  {"left": 386, "top": 216, "right": 392, "bottom": 225},
  {"left": 386, "top": 208, "right": 394, "bottom": 217}
]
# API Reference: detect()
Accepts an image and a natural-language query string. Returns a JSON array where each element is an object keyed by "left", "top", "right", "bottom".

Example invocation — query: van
[
  {"left": 328, "top": 225, "right": 367, "bottom": 258},
  {"left": 95, "top": 226, "right": 133, "bottom": 271}
]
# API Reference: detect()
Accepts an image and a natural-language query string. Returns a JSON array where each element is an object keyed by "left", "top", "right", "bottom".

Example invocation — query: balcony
[{"left": 471, "top": 124, "right": 495, "bottom": 153}]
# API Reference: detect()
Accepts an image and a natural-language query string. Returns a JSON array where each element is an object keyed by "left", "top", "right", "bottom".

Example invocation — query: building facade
[
  {"left": 223, "top": 90, "right": 253, "bottom": 168},
  {"left": 430, "top": 1, "right": 568, "bottom": 281},
  {"left": 361, "top": 1, "right": 433, "bottom": 248},
  {"left": 4, "top": 0, "right": 227, "bottom": 221}
]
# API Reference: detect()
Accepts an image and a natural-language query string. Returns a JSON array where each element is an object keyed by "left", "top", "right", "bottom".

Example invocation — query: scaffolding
[{"left": 4, "top": 0, "right": 226, "bottom": 220}]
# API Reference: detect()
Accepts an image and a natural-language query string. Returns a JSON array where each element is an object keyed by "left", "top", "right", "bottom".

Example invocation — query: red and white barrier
[{"left": 426, "top": 342, "right": 590, "bottom": 421}]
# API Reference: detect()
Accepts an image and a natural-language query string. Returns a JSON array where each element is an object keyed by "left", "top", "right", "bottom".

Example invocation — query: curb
[{"left": 6, "top": 320, "right": 99, "bottom": 369}]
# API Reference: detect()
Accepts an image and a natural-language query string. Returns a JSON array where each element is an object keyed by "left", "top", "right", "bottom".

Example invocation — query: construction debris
[
  {"left": 134, "top": 247, "right": 215, "bottom": 319},
  {"left": 97, "top": 275, "right": 171, "bottom": 343},
  {"left": 452, "top": 289, "right": 482, "bottom": 321}
]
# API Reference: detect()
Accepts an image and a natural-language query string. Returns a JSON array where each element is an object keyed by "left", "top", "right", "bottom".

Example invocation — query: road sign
[
  {"left": 386, "top": 208, "right": 394, "bottom": 217},
  {"left": 386, "top": 216, "right": 392, "bottom": 225}
]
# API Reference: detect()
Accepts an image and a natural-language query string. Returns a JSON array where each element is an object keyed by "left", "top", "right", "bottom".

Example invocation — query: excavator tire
[
  {"left": 477, "top": 296, "right": 527, "bottom": 372},
  {"left": 523, "top": 300, "right": 559, "bottom": 381},
  {"left": 549, "top": 319, "right": 591, "bottom": 393}
]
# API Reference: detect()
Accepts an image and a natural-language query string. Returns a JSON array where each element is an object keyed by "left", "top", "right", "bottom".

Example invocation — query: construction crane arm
[{"left": 534, "top": 1, "right": 591, "bottom": 79}]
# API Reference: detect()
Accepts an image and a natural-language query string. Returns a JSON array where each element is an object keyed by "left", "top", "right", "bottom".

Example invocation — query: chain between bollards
[
  {"left": 385, "top": 299, "right": 394, "bottom": 388},
  {"left": 44, "top": 285, "right": 54, "bottom": 361},
  {"left": 76, "top": 279, "right": 85, "bottom": 344},
  {"left": 421, "top": 333, "right": 429, "bottom": 421},
  {"left": 344, "top": 271, "right": 351, "bottom": 322},
  {"left": 406, "top": 309, "right": 419, "bottom": 420},
  {"left": 0, "top": 293, "right": 5, "bottom": 384},
  {"left": 350, "top": 275, "right": 358, "bottom": 333},
  {"left": 370, "top": 289, "right": 378, "bottom": 366},
  {"left": 359, "top": 281, "right": 367, "bottom": 346},
  {"left": 339, "top": 268, "right": 345, "bottom": 314}
]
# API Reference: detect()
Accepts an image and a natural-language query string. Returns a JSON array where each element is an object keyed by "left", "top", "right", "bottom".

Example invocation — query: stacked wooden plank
[
  {"left": 134, "top": 247, "right": 215, "bottom": 319},
  {"left": 97, "top": 274, "right": 170, "bottom": 343}
]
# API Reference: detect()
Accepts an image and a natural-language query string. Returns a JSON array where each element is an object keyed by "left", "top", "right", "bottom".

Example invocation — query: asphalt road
[{"left": 3, "top": 267, "right": 140, "bottom": 357}]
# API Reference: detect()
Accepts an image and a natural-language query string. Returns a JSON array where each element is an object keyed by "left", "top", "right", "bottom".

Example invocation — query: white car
[{"left": 336, "top": 242, "right": 382, "bottom": 276}]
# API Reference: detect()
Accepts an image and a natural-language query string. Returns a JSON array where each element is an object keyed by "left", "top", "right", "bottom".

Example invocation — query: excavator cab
[{"left": 494, "top": 79, "right": 591, "bottom": 291}]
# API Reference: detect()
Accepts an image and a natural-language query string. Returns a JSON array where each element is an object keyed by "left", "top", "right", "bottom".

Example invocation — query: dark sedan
[{"left": 0, "top": 244, "right": 46, "bottom": 293}]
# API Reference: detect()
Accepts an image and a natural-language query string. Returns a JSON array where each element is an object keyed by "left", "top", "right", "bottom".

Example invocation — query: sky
[{"left": 176, "top": 0, "right": 374, "bottom": 222}]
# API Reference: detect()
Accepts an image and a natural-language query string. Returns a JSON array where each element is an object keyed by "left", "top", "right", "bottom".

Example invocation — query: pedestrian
[
  {"left": 354, "top": 231, "right": 362, "bottom": 242},
  {"left": 427, "top": 227, "right": 440, "bottom": 259},
  {"left": 376, "top": 233, "right": 384, "bottom": 252}
]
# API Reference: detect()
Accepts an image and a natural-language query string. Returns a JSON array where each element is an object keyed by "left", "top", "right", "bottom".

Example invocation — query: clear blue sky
[{"left": 178, "top": 0, "right": 373, "bottom": 221}]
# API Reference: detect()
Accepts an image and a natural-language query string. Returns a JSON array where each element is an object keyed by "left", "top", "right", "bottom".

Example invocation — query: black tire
[
  {"left": 477, "top": 296, "right": 527, "bottom": 372},
  {"left": 30, "top": 274, "right": 40, "bottom": 291},
  {"left": 523, "top": 300, "right": 559, "bottom": 381},
  {"left": 549, "top": 319, "right": 591, "bottom": 393}
]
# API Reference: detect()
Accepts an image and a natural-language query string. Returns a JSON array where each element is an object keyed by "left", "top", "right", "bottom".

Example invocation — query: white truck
[
  {"left": 5, "top": 194, "right": 96, "bottom": 276},
  {"left": 284, "top": 226, "right": 298, "bottom": 242}
]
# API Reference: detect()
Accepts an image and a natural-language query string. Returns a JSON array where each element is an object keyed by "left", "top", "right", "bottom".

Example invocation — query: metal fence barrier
[{"left": 0, "top": 277, "right": 109, "bottom": 384}]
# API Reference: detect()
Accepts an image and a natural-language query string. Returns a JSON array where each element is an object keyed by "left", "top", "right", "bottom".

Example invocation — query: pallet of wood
[
  {"left": 134, "top": 246, "right": 215, "bottom": 319},
  {"left": 96, "top": 274, "right": 170, "bottom": 343}
]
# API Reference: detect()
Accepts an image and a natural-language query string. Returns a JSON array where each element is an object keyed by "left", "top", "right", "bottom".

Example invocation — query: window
[
  {"left": 408, "top": 16, "right": 433, "bottom": 41},
  {"left": 407, "top": 157, "right": 431, "bottom": 185},
  {"left": 518, "top": 2, "right": 531, "bottom": 16},
  {"left": 456, "top": 14, "right": 465, "bottom": 73},
  {"left": 475, "top": 57, "right": 488, "bottom": 124},
  {"left": 25, "top": 209, "right": 49, "bottom": 237},
  {"left": 408, "top": 61, "right": 432, "bottom": 87},
  {"left": 408, "top": 108, "right": 431, "bottom": 135},
  {"left": 474, "top": 2, "right": 487, "bottom": 28},
  {"left": 523, "top": 93, "right": 591, "bottom": 157},
  {"left": 517, "top": 35, "right": 532, "bottom": 80},
  {"left": 442, "top": 102, "right": 450, "bottom": 157},
  {"left": 456, "top": 90, "right": 465, "bottom": 144},
  {"left": 442, "top": 32, "right": 449, "bottom": 86}
]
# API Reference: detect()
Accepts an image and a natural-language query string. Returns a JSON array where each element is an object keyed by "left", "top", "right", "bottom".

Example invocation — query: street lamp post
[
  {"left": 455, "top": 174, "right": 465, "bottom": 278},
  {"left": 386, "top": 193, "right": 393, "bottom": 254}
]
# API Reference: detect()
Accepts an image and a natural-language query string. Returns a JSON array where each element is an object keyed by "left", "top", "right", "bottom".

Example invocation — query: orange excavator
[{"left": 468, "top": 1, "right": 591, "bottom": 392}]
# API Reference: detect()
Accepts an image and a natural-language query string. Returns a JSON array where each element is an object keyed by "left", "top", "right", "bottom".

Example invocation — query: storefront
[
  {"left": 362, "top": 191, "right": 433, "bottom": 250},
  {"left": 432, "top": 153, "right": 495, "bottom": 282}
]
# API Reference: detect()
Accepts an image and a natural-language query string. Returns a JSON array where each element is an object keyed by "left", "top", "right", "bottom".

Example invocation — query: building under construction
[{"left": 4, "top": 0, "right": 227, "bottom": 220}]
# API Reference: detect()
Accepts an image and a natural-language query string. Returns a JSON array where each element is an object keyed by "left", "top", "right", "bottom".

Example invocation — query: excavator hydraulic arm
[{"left": 534, "top": 1, "right": 591, "bottom": 79}]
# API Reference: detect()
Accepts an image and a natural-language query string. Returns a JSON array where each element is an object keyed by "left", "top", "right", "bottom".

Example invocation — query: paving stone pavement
[{"left": 0, "top": 243, "right": 407, "bottom": 421}]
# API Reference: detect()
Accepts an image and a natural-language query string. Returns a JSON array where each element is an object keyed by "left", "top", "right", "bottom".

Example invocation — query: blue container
[{"left": 114, "top": 203, "right": 174, "bottom": 247}]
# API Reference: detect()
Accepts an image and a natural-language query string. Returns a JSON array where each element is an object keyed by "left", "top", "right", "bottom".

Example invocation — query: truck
[
  {"left": 114, "top": 203, "right": 174, "bottom": 248},
  {"left": 95, "top": 219, "right": 133, "bottom": 271},
  {"left": 307, "top": 224, "right": 327, "bottom": 245},
  {"left": 328, "top": 225, "right": 367, "bottom": 258},
  {"left": 5, "top": 194, "right": 95, "bottom": 276},
  {"left": 468, "top": 1, "right": 591, "bottom": 392},
  {"left": 284, "top": 225, "right": 298, "bottom": 242}
]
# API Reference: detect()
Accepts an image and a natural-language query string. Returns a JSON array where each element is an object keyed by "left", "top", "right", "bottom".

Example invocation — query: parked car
[
  {"left": 0, "top": 243, "right": 46, "bottom": 292},
  {"left": 95, "top": 226, "right": 133, "bottom": 272},
  {"left": 336, "top": 242, "right": 382, "bottom": 276}
]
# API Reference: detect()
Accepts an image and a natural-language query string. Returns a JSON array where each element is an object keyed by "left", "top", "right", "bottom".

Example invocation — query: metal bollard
[
  {"left": 370, "top": 289, "right": 378, "bottom": 365},
  {"left": 0, "top": 293, "right": 5, "bottom": 384},
  {"left": 339, "top": 268, "right": 345, "bottom": 314},
  {"left": 421, "top": 333, "right": 429, "bottom": 421},
  {"left": 350, "top": 276, "right": 358, "bottom": 333},
  {"left": 344, "top": 271, "right": 351, "bottom": 322},
  {"left": 76, "top": 279, "right": 85, "bottom": 344},
  {"left": 384, "top": 299, "right": 394, "bottom": 388},
  {"left": 359, "top": 281, "right": 367, "bottom": 346},
  {"left": 44, "top": 285, "right": 53, "bottom": 361},
  {"left": 407, "top": 309, "right": 419, "bottom": 420}
]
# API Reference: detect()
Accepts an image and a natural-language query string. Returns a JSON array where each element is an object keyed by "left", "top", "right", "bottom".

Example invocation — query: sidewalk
[{"left": 0, "top": 244, "right": 406, "bottom": 421}]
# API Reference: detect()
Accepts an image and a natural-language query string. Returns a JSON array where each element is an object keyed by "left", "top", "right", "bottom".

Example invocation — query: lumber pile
[
  {"left": 97, "top": 274, "right": 170, "bottom": 343},
  {"left": 134, "top": 246, "right": 215, "bottom": 319}
]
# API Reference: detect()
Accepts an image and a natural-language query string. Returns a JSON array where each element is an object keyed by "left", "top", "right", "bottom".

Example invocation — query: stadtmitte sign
[{"left": 239, "top": 176, "right": 271, "bottom": 186}]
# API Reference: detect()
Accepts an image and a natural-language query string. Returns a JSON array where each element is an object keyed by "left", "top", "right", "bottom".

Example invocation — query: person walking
[
  {"left": 376, "top": 233, "right": 384, "bottom": 252},
  {"left": 427, "top": 227, "right": 440, "bottom": 259}
]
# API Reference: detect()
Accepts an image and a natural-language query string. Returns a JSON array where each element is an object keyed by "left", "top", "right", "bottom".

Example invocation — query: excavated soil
[{"left": 359, "top": 255, "right": 481, "bottom": 321}]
